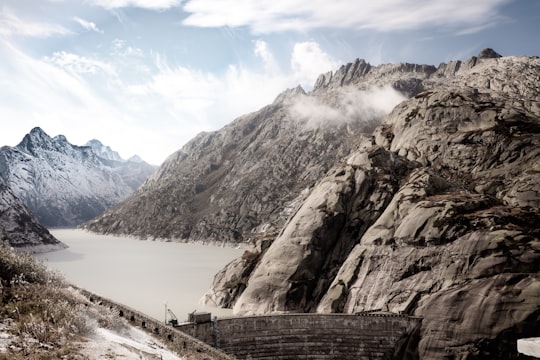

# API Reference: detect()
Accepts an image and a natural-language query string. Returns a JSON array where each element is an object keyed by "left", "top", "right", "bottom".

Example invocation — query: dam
[{"left": 82, "top": 289, "right": 422, "bottom": 359}]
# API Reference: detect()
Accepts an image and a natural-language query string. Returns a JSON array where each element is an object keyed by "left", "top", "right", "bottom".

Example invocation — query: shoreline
[
  {"left": 15, "top": 242, "right": 68, "bottom": 254},
  {"left": 66, "top": 227, "right": 249, "bottom": 250}
]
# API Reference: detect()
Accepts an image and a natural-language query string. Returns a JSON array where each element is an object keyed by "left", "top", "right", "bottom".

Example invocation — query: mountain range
[
  {"left": 0, "top": 128, "right": 156, "bottom": 227},
  {"left": 84, "top": 48, "right": 539, "bottom": 359}
]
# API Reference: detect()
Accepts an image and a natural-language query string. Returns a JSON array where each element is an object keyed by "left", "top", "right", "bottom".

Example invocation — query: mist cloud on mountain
[{"left": 289, "top": 85, "right": 406, "bottom": 129}]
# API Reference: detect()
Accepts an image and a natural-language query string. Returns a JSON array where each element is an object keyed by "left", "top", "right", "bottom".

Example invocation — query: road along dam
[{"left": 81, "top": 289, "right": 422, "bottom": 359}]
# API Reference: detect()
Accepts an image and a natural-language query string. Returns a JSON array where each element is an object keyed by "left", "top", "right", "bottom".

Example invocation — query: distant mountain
[
  {"left": 0, "top": 128, "right": 156, "bottom": 227},
  {"left": 0, "top": 177, "right": 66, "bottom": 252},
  {"left": 85, "top": 139, "right": 157, "bottom": 193},
  {"left": 85, "top": 139, "right": 124, "bottom": 162}
]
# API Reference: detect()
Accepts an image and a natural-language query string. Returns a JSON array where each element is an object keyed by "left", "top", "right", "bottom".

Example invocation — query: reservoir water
[{"left": 36, "top": 229, "right": 243, "bottom": 322}]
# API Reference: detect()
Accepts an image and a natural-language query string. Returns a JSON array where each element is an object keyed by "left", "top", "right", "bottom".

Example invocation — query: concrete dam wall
[
  {"left": 81, "top": 289, "right": 421, "bottom": 359},
  {"left": 79, "top": 289, "right": 233, "bottom": 359},
  {"left": 178, "top": 313, "right": 422, "bottom": 359}
]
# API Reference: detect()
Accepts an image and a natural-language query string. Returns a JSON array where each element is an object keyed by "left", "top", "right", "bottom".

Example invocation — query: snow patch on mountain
[{"left": 0, "top": 127, "right": 156, "bottom": 227}]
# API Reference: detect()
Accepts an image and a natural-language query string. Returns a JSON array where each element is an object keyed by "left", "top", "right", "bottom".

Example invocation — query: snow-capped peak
[
  {"left": 0, "top": 128, "right": 156, "bottom": 227},
  {"left": 127, "top": 154, "right": 144, "bottom": 163},
  {"left": 85, "top": 139, "right": 124, "bottom": 162},
  {"left": 17, "top": 127, "right": 56, "bottom": 155}
]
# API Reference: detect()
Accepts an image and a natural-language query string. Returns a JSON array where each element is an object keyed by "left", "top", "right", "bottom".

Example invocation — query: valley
[{"left": 1, "top": 48, "right": 538, "bottom": 359}]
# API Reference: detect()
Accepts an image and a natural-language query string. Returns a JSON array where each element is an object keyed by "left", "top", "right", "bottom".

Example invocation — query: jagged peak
[
  {"left": 28, "top": 126, "right": 51, "bottom": 140},
  {"left": 273, "top": 85, "right": 306, "bottom": 104},
  {"left": 54, "top": 134, "right": 68, "bottom": 143},
  {"left": 313, "top": 58, "right": 371, "bottom": 91},
  {"left": 478, "top": 48, "right": 502, "bottom": 59},
  {"left": 311, "top": 58, "right": 439, "bottom": 94},
  {"left": 85, "top": 139, "right": 123, "bottom": 162},
  {"left": 17, "top": 127, "right": 55, "bottom": 153},
  {"left": 127, "top": 155, "right": 143, "bottom": 163},
  {"left": 86, "top": 139, "right": 103, "bottom": 146},
  {"left": 433, "top": 48, "right": 505, "bottom": 79}
]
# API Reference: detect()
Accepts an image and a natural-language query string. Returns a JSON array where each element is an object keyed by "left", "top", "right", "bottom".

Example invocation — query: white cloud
[
  {"left": 0, "top": 7, "right": 70, "bottom": 37},
  {"left": 289, "top": 86, "right": 407, "bottom": 129},
  {"left": 128, "top": 53, "right": 288, "bottom": 131},
  {"left": 182, "top": 0, "right": 510, "bottom": 34},
  {"left": 129, "top": 40, "right": 338, "bottom": 131},
  {"left": 112, "top": 39, "right": 144, "bottom": 57},
  {"left": 74, "top": 17, "right": 103, "bottom": 34},
  {"left": 0, "top": 35, "right": 340, "bottom": 165},
  {"left": 45, "top": 51, "right": 116, "bottom": 76},
  {"left": 291, "top": 41, "right": 341, "bottom": 88},
  {"left": 254, "top": 40, "right": 279, "bottom": 74},
  {"left": 88, "top": 0, "right": 183, "bottom": 10}
]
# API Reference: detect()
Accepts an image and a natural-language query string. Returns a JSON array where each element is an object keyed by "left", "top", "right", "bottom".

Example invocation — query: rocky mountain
[
  {"left": 202, "top": 51, "right": 540, "bottom": 359},
  {"left": 82, "top": 59, "right": 441, "bottom": 241},
  {"left": 85, "top": 139, "right": 157, "bottom": 191},
  {"left": 82, "top": 49, "right": 539, "bottom": 358},
  {"left": 0, "top": 128, "right": 156, "bottom": 227},
  {"left": 85, "top": 139, "right": 124, "bottom": 162},
  {"left": 0, "top": 177, "right": 66, "bottom": 252}
]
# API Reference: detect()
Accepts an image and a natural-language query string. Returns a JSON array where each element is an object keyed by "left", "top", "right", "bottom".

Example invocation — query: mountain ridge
[
  {"left": 83, "top": 48, "right": 516, "bottom": 244},
  {"left": 202, "top": 49, "right": 539, "bottom": 359},
  {"left": 0, "top": 127, "right": 156, "bottom": 227}
]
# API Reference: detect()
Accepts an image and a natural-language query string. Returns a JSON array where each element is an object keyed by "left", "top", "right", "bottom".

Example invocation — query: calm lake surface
[{"left": 36, "top": 229, "right": 243, "bottom": 322}]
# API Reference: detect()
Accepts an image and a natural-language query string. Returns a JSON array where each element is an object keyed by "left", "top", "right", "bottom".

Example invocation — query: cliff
[
  {"left": 0, "top": 178, "right": 65, "bottom": 252},
  {"left": 204, "top": 52, "right": 540, "bottom": 359}
]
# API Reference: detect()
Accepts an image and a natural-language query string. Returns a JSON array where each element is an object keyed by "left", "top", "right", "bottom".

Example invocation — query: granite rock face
[
  {"left": 81, "top": 50, "right": 540, "bottom": 357},
  {"left": 83, "top": 99, "right": 384, "bottom": 242},
  {"left": 206, "top": 52, "right": 540, "bottom": 359},
  {"left": 83, "top": 64, "right": 432, "bottom": 242}
]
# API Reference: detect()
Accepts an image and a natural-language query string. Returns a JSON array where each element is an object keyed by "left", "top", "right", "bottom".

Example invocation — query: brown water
[{"left": 36, "top": 229, "right": 243, "bottom": 322}]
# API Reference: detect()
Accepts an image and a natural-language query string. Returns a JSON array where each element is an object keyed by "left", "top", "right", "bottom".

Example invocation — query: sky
[{"left": 0, "top": 0, "right": 539, "bottom": 165}]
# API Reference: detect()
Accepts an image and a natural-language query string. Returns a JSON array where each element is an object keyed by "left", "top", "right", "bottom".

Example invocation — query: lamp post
[{"left": 164, "top": 301, "right": 168, "bottom": 325}]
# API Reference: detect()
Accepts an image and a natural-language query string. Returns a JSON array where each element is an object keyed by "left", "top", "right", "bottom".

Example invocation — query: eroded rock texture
[{"left": 205, "top": 53, "right": 540, "bottom": 359}]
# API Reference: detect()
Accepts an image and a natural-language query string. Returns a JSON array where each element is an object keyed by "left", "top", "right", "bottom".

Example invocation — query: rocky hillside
[
  {"left": 82, "top": 50, "right": 511, "bottom": 245},
  {"left": 82, "top": 56, "right": 449, "bottom": 242},
  {"left": 0, "top": 128, "right": 155, "bottom": 227},
  {"left": 204, "top": 51, "right": 540, "bottom": 359},
  {"left": 0, "top": 178, "right": 65, "bottom": 252}
]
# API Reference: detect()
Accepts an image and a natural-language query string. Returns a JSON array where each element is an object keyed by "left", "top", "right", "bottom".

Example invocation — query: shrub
[
  {"left": 0, "top": 243, "right": 96, "bottom": 358},
  {"left": 0, "top": 241, "right": 61, "bottom": 286}
]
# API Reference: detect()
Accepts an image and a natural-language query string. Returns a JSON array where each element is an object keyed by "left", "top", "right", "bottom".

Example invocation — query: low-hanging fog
[{"left": 289, "top": 85, "right": 407, "bottom": 131}]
